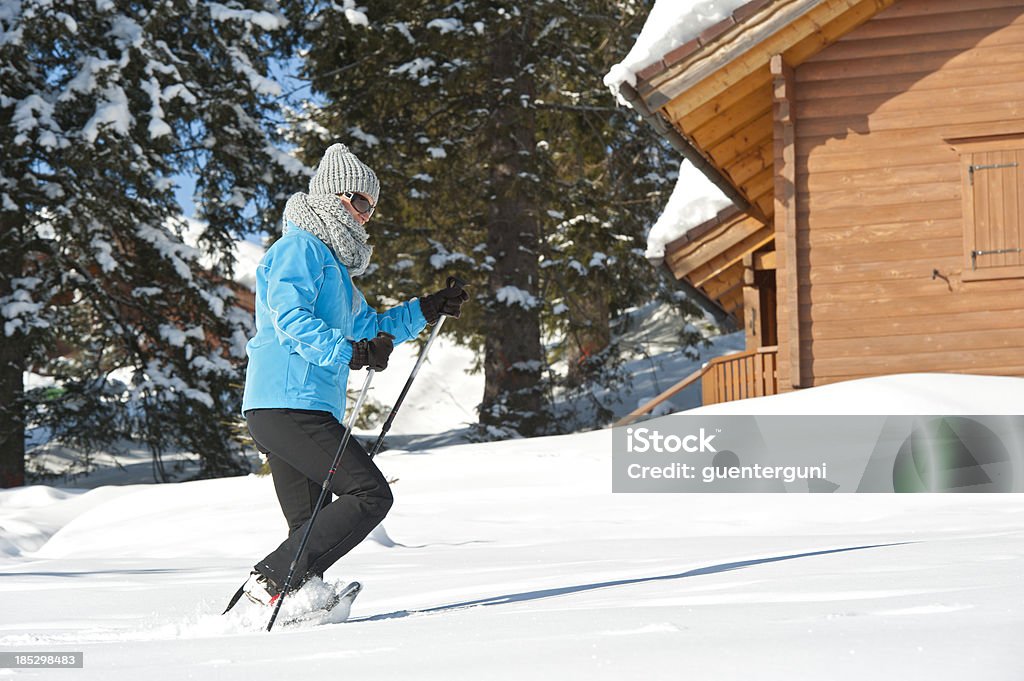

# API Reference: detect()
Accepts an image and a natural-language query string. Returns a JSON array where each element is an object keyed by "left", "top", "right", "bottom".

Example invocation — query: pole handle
[{"left": 446, "top": 275, "right": 468, "bottom": 290}]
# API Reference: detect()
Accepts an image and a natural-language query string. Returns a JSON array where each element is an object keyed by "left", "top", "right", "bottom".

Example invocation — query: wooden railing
[
  {"left": 701, "top": 345, "right": 778, "bottom": 405},
  {"left": 614, "top": 346, "right": 778, "bottom": 427}
]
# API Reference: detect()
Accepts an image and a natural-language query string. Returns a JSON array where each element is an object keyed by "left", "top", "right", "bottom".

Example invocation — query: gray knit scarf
[{"left": 282, "top": 192, "right": 373, "bottom": 276}]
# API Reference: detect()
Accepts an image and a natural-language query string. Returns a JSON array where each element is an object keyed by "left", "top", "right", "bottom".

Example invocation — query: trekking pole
[
  {"left": 369, "top": 276, "right": 466, "bottom": 459},
  {"left": 369, "top": 318, "right": 443, "bottom": 458},
  {"left": 266, "top": 333, "right": 389, "bottom": 632}
]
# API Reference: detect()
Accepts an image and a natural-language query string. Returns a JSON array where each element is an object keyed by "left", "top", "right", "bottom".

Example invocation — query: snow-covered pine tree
[
  {"left": 287, "top": 1, "right": 685, "bottom": 437},
  {"left": 0, "top": 0, "right": 304, "bottom": 485}
]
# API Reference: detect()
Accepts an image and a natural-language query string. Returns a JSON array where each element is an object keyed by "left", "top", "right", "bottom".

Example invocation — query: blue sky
[{"left": 174, "top": 172, "right": 198, "bottom": 217}]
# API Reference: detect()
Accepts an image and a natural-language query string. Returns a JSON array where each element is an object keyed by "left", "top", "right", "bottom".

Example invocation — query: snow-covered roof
[
  {"left": 605, "top": 1, "right": 752, "bottom": 261},
  {"left": 603, "top": 0, "right": 753, "bottom": 103},
  {"left": 646, "top": 160, "right": 734, "bottom": 261}
]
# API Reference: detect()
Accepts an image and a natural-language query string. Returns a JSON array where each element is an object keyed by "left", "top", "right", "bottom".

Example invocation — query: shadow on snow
[{"left": 350, "top": 541, "right": 914, "bottom": 623}]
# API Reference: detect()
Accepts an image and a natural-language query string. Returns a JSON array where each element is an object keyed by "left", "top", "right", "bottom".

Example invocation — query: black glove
[
  {"left": 419, "top": 278, "right": 469, "bottom": 325},
  {"left": 349, "top": 332, "right": 395, "bottom": 371}
]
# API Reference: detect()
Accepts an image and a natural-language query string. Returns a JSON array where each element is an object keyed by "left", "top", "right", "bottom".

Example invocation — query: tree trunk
[
  {"left": 480, "top": 13, "right": 544, "bottom": 436},
  {"left": 0, "top": 223, "right": 26, "bottom": 488},
  {"left": 566, "top": 289, "right": 610, "bottom": 388},
  {"left": 0, "top": 345, "right": 26, "bottom": 488}
]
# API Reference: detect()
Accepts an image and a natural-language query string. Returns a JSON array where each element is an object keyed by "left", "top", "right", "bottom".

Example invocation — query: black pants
[{"left": 245, "top": 409, "right": 393, "bottom": 590}]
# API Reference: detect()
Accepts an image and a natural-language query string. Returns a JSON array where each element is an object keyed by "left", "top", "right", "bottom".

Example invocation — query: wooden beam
[
  {"left": 743, "top": 254, "right": 761, "bottom": 349},
  {"left": 662, "top": 205, "right": 744, "bottom": 255},
  {"left": 686, "top": 226, "right": 770, "bottom": 285},
  {"left": 690, "top": 229, "right": 775, "bottom": 288},
  {"left": 665, "top": 214, "right": 766, "bottom": 278},
  {"left": 688, "top": 86, "right": 773, "bottom": 151},
  {"left": 751, "top": 188, "right": 776, "bottom": 218},
  {"left": 697, "top": 273, "right": 736, "bottom": 301},
  {"left": 617, "top": 81, "right": 753, "bottom": 215},
  {"left": 726, "top": 137, "right": 774, "bottom": 185},
  {"left": 676, "top": 66, "right": 772, "bottom": 131},
  {"left": 740, "top": 166, "right": 775, "bottom": 203},
  {"left": 783, "top": 0, "right": 901, "bottom": 66},
  {"left": 753, "top": 193, "right": 776, "bottom": 224},
  {"left": 671, "top": 265, "right": 736, "bottom": 326},
  {"left": 707, "top": 110, "right": 774, "bottom": 168},
  {"left": 720, "top": 287, "right": 745, "bottom": 317},
  {"left": 699, "top": 267, "right": 743, "bottom": 300},
  {"left": 771, "top": 53, "right": 803, "bottom": 389},
  {"left": 754, "top": 249, "right": 777, "bottom": 270}
]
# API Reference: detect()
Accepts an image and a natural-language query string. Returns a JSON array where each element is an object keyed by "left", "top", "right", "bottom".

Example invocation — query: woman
[{"left": 230, "top": 143, "right": 468, "bottom": 610}]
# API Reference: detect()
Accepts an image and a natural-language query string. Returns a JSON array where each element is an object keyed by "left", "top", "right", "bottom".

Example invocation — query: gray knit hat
[{"left": 308, "top": 143, "right": 380, "bottom": 203}]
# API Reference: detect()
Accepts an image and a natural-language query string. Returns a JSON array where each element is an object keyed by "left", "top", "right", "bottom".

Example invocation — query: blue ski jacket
[{"left": 241, "top": 225, "right": 427, "bottom": 423}]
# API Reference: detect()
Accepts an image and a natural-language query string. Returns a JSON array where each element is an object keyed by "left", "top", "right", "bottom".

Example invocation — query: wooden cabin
[{"left": 619, "top": 0, "right": 1024, "bottom": 416}]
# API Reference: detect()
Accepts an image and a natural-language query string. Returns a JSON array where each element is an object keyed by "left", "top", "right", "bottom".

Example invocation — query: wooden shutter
[{"left": 965, "top": 148, "right": 1023, "bottom": 272}]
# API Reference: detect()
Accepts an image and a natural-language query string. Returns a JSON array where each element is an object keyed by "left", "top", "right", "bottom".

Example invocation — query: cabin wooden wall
[{"left": 777, "top": 0, "right": 1024, "bottom": 389}]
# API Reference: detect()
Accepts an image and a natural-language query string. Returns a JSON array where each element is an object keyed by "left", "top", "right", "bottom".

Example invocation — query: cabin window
[{"left": 955, "top": 138, "right": 1024, "bottom": 281}]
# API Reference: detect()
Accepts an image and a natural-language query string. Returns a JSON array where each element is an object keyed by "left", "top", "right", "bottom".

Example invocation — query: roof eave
[
  {"left": 617, "top": 81, "right": 751, "bottom": 216},
  {"left": 636, "top": 0, "right": 825, "bottom": 110}
]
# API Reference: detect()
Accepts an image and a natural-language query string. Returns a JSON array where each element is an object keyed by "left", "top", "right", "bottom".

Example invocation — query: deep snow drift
[{"left": 2, "top": 374, "right": 1023, "bottom": 680}]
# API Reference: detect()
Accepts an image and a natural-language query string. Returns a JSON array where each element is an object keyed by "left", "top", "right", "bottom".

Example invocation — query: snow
[
  {"left": 81, "top": 86, "right": 133, "bottom": 143},
  {"left": 2, "top": 373, "right": 1023, "bottom": 679},
  {"left": 391, "top": 57, "right": 437, "bottom": 84},
  {"left": 133, "top": 358, "right": 215, "bottom": 408},
  {"left": 262, "top": 141, "right": 308, "bottom": 176},
  {"left": 179, "top": 217, "right": 265, "bottom": 290},
  {"left": 11, "top": 94, "right": 58, "bottom": 147},
  {"left": 495, "top": 285, "right": 541, "bottom": 310},
  {"left": 143, "top": 77, "right": 173, "bottom": 139},
  {"left": 427, "top": 18, "right": 462, "bottom": 34},
  {"left": 646, "top": 160, "right": 734, "bottom": 260},
  {"left": 340, "top": 0, "right": 369, "bottom": 28},
  {"left": 690, "top": 373, "right": 1024, "bottom": 415},
  {"left": 207, "top": 3, "right": 287, "bottom": 31},
  {"left": 162, "top": 83, "right": 198, "bottom": 106},
  {"left": 348, "top": 126, "right": 380, "bottom": 147},
  {"left": 600, "top": 301, "right": 740, "bottom": 416},
  {"left": 135, "top": 221, "right": 198, "bottom": 282},
  {"left": 91, "top": 236, "right": 118, "bottom": 272},
  {"left": 232, "top": 239, "right": 265, "bottom": 291},
  {"left": 604, "top": 0, "right": 752, "bottom": 102},
  {"left": 352, "top": 334, "right": 481, "bottom": 445},
  {"left": 56, "top": 12, "right": 77, "bottom": 34},
  {"left": 427, "top": 239, "right": 475, "bottom": 270},
  {"left": 159, "top": 323, "right": 205, "bottom": 348},
  {"left": 231, "top": 53, "right": 283, "bottom": 98},
  {"left": 602, "top": 3, "right": 759, "bottom": 258},
  {"left": 1, "top": 277, "right": 48, "bottom": 337},
  {"left": 107, "top": 15, "right": 144, "bottom": 52}
]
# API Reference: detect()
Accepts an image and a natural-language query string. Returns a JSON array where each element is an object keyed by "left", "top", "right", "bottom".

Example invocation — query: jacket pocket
[
  {"left": 309, "top": 362, "right": 339, "bottom": 402},
  {"left": 285, "top": 351, "right": 315, "bottom": 399}
]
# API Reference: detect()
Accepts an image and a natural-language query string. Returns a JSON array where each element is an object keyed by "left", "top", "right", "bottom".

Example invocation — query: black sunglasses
[{"left": 341, "top": 191, "right": 376, "bottom": 217}]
